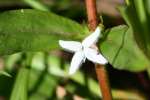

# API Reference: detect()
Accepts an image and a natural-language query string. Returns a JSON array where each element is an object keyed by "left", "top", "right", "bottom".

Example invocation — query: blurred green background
[{"left": 0, "top": 0, "right": 149, "bottom": 100}]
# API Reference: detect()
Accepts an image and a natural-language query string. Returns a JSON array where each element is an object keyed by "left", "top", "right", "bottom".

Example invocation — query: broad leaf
[
  {"left": 100, "top": 25, "right": 149, "bottom": 72},
  {"left": 0, "top": 9, "right": 88, "bottom": 56}
]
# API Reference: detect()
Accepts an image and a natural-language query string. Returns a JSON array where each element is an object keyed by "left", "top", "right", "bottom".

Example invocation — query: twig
[
  {"left": 95, "top": 65, "right": 112, "bottom": 100},
  {"left": 85, "top": 0, "right": 98, "bottom": 31},
  {"left": 85, "top": 0, "right": 112, "bottom": 99}
]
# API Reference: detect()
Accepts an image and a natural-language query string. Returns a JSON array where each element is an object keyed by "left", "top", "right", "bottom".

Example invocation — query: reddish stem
[
  {"left": 95, "top": 64, "right": 112, "bottom": 100},
  {"left": 85, "top": 0, "right": 112, "bottom": 99},
  {"left": 85, "top": 0, "right": 98, "bottom": 31}
]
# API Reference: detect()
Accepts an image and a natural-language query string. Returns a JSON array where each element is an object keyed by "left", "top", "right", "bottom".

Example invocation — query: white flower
[{"left": 59, "top": 27, "right": 108, "bottom": 75}]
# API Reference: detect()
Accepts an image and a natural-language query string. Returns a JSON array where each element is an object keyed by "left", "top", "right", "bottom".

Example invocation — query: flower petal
[
  {"left": 82, "top": 27, "right": 101, "bottom": 47},
  {"left": 59, "top": 40, "right": 82, "bottom": 52},
  {"left": 69, "top": 51, "right": 85, "bottom": 75},
  {"left": 84, "top": 48, "right": 108, "bottom": 64}
]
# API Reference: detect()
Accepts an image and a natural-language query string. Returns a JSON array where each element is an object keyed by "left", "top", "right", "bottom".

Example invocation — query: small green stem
[{"left": 10, "top": 53, "right": 32, "bottom": 100}]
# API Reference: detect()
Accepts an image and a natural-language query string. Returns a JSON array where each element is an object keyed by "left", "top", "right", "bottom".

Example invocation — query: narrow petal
[
  {"left": 82, "top": 27, "right": 101, "bottom": 47},
  {"left": 59, "top": 40, "right": 82, "bottom": 52},
  {"left": 69, "top": 51, "right": 85, "bottom": 75},
  {"left": 84, "top": 48, "right": 108, "bottom": 64}
]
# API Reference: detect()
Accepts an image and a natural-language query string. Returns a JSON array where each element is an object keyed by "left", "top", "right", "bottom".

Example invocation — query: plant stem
[
  {"left": 85, "top": 0, "right": 112, "bottom": 99},
  {"left": 85, "top": 0, "right": 98, "bottom": 31},
  {"left": 95, "top": 64, "right": 112, "bottom": 100}
]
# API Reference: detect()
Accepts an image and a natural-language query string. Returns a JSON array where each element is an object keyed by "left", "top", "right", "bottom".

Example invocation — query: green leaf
[
  {"left": 10, "top": 67, "right": 29, "bottom": 100},
  {"left": 0, "top": 9, "right": 89, "bottom": 56},
  {"left": 134, "top": 0, "right": 147, "bottom": 26},
  {"left": 100, "top": 25, "right": 149, "bottom": 72},
  {"left": 4, "top": 53, "right": 22, "bottom": 71},
  {"left": 28, "top": 69, "right": 59, "bottom": 100},
  {"left": 23, "top": 0, "right": 49, "bottom": 11},
  {"left": 0, "top": 70, "right": 11, "bottom": 77},
  {"left": 118, "top": 0, "right": 150, "bottom": 59}
]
